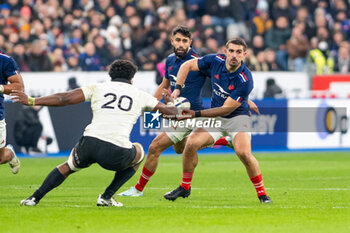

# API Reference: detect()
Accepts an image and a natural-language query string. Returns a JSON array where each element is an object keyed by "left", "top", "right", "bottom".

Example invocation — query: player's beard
[
  {"left": 227, "top": 59, "right": 240, "bottom": 71},
  {"left": 174, "top": 47, "right": 189, "bottom": 59}
]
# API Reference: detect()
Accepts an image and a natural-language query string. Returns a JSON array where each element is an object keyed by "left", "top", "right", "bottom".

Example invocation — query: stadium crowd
[{"left": 0, "top": 0, "right": 349, "bottom": 75}]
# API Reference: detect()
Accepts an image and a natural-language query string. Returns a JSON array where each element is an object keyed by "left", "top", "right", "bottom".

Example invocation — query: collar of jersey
[{"left": 112, "top": 78, "right": 132, "bottom": 84}]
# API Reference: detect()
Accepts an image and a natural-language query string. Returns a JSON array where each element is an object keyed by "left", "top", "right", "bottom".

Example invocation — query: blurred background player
[
  {"left": 12, "top": 59, "right": 178, "bottom": 207},
  {"left": 119, "top": 26, "right": 259, "bottom": 197},
  {"left": 166, "top": 38, "right": 272, "bottom": 203},
  {"left": 0, "top": 49, "right": 24, "bottom": 174}
]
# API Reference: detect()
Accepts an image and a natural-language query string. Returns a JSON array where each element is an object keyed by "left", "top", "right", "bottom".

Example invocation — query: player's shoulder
[
  {"left": 214, "top": 53, "right": 226, "bottom": 62},
  {"left": 0, "top": 50, "right": 14, "bottom": 62},
  {"left": 166, "top": 53, "right": 176, "bottom": 61},
  {"left": 189, "top": 48, "right": 200, "bottom": 59},
  {"left": 237, "top": 63, "right": 253, "bottom": 83}
]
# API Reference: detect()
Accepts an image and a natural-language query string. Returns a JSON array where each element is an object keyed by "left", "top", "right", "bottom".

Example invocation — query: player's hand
[
  {"left": 10, "top": 90, "right": 30, "bottom": 105},
  {"left": 171, "top": 89, "right": 180, "bottom": 99},
  {"left": 162, "top": 89, "right": 174, "bottom": 105},
  {"left": 248, "top": 100, "right": 260, "bottom": 115}
]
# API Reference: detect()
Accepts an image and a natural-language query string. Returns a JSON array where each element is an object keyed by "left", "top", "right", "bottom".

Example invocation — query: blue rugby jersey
[
  {"left": 197, "top": 53, "right": 253, "bottom": 118},
  {"left": 164, "top": 48, "right": 206, "bottom": 110},
  {"left": 0, "top": 50, "right": 20, "bottom": 120}
]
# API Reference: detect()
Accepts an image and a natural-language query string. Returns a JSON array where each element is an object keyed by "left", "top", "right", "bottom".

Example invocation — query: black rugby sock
[
  {"left": 102, "top": 167, "right": 136, "bottom": 199},
  {"left": 32, "top": 168, "right": 66, "bottom": 201}
]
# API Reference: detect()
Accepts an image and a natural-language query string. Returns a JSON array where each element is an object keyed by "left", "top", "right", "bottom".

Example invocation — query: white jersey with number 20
[{"left": 81, "top": 81, "right": 159, "bottom": 149}]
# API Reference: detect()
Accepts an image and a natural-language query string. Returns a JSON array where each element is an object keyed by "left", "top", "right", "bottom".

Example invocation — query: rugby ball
[{"left": 173, "top": 97, "right": 191, "bottom": 109}]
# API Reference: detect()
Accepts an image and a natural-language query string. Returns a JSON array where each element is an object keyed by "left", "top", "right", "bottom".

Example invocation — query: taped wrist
[{"left": 28, "top": 96, "right": 35, "bottom": 106}]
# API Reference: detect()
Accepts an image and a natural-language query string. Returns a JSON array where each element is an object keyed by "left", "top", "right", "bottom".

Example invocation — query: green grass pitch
[{"left": 1, "top": 152, "right": 350, "bottom": 233}]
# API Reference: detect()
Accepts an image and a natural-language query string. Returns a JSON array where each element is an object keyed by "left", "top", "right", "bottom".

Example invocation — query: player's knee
[
  {"left": 148, "top": 140, "right": 166, "bottom": 156},
  {"left": 185, "top": 137, "right": 202, "bottom": 151}
]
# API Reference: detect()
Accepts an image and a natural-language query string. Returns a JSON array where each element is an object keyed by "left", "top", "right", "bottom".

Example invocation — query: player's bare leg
[
  {"left": 164, "top": 128, "right": 214, "bottom": 201},
  {"left": 233, "top": 132, "right": 272, "bottom": 203}
]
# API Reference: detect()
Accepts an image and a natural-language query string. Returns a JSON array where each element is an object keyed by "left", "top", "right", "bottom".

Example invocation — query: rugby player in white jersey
[{"left": 11, "top": 59, "right": 178, "bottom": 207}]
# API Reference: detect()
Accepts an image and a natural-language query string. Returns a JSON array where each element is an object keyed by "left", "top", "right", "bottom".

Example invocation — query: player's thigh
[
  {"left": 165, "top": 120, "right": 193, "bottom": 145},
  {"left": 67, "top": 137, "right": 96, "bottom": 172},
  {"left": 149, "top": 132, "right": 175, "bottom": 153},
  {"left": 187, "top": 128, "right": 216, "bottom": 149},
  {"left": 233, "top": 132, "right": 252, "bottom": 155}
]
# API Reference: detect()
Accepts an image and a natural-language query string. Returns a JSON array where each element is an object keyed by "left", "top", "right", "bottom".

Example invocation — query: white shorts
[
  {"left": 193, "top": 115, "right": 252, "bottom": 146},
  {"left": 165, "top": 118, "right": 207, "bottom": 144},
  {"left": 0, "top": 119, "right": 6, "bottom": 148}
]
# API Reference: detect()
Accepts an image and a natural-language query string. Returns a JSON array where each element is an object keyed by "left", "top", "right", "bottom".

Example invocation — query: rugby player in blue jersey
[
  {"left": 119, "top": 26, "right": 259, "bottom": 197},
  {"left": 0, "top": 50, "right": 23, "bottom": 174},
  {"left": 165, "top": 37, "right": 272, "bottom": 203}
]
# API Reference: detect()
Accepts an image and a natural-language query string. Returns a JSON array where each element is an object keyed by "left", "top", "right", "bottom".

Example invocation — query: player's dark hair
[
  {"left": 172, "top": 25, "right": 191, "bottom": 39},
  {"left": 108, "top": 59, "right": 138, "bottom": 82},
  {"left": 226, "top": 37, "right": 248, "bottom": 51}
]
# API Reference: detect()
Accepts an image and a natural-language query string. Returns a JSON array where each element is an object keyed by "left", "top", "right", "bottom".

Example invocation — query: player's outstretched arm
[
  {"left": 171, "top": 59, "right": 199, "bottom": 98},
  {"left": 1, "top": 73, "right": 24, "bottom": 94},
  {"left": 182, "top": 97, "right": 241, "bottom": 119},
  {"left": 10, "top": 89, "right": 86, "bottom": 107}
]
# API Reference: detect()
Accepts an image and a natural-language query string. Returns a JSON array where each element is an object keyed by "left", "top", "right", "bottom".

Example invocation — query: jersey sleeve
[
  {"left": 81, "top": 84, "right": 97, "bottom": 101},
  {"left": 140, "top": 91, "right": 159, "bottom": 110},
  {"left": 229, "top": 81, "right": 253, "bottom": 103},
  {"left": 197, "top": 54, "right": 216, "bottom": 76},
  {"left": 4, "top": 57, "right": 19, "bottom": 79}
]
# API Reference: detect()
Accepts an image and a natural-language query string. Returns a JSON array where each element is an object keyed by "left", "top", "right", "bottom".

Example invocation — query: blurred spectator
[
  {"left": 251, "top": 35, "right": 265, "bottom": 54},
  {"left": 27, "top": 40, "right": 53, "bottom": 71},
  {"left": 185, "top": 0, "right": 206, "bottom": 19},
  {"left": 334, "top": 41, "right": 350, "bottom": 73},
  {"left": 265, "top": 16, "right": 291, "bottom": 70},
  {"left": 265, "top": 48, "right": 282, "bottom": 71},
  {"left": 93, "top": 34, "right": 115, "bottom": 68},
  {"left": 292, "top": 6, "right": 315, "bottom": 39},
  {"left": 271, "top": 0, "right": 292, "bottom": 22},
  {"left": 330, "top": 31, "right": 345, "bottom": 57},
  {"left": 244, "top": 47, "right": 258, "bottom": 71},
  {"left": 50, "top": 48, "right": 68, "bottom": 72},
  {"left": 252, "top": 7, "right": 273, "bottom": 36},
  {"left": 11, "top": 43, "right": 30, "bottom": 71},
  {"left": 79, "top": 42, "right": 102, "bottom": 71},
  {"left": 255, "top": 51, "right": 269, "bottom": 71},
  {"left": 286, "top": 25, "right": 309, "bottom": 71},
  {"left": 263, "top": 78, "right": 283, "bottom": 98},
  {"left": 308, "top": 37, "right": 334, "bottom": 74}
]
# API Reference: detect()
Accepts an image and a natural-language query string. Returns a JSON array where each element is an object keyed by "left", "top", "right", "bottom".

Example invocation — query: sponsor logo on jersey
[
  {"left": 214, "top": 74, "right": 219, "bottom": 79},
  {"left": 228, "top": 84, "right": 234, "bottom": 90},
  {"left": 213, "top": 83, "right": 229, "bottom": 99}
]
